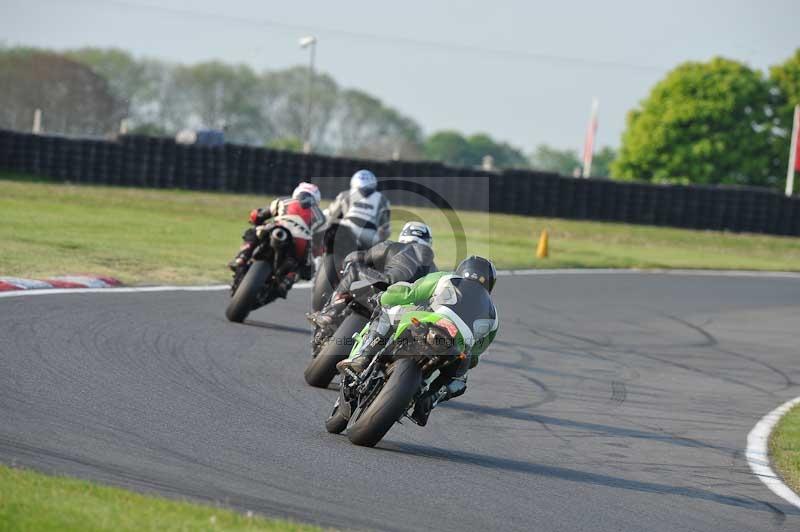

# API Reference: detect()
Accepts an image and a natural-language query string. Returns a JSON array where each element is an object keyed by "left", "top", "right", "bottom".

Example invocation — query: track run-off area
[{"left": 1, "top": 271, "right": 799, "bottom": 531}]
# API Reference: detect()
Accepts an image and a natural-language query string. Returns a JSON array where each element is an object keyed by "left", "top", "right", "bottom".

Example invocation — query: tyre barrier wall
[{"left": 1, "top": 128, "right": 799, "bottom": 236}]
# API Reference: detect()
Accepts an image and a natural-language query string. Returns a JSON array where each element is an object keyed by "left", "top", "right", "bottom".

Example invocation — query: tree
[
  {"left": 612, "top": 57, "right": 777, "bottom": 187},
  {"left": 0, "top": 48, "right": 123, "bottom": 135},
  {"left": 65, "top": 48, "right": 160, "bottom": 126},
  {"left": 424, "top": 130, "right": 473, "bottom": 166},
  {"left": 267, "top": 137, "right": 303, "bottom": 152},
  {"left": 425, "top": 130, "right": 528, "bottom": 168},
  {"left": 330, "top": 89, "right": 423, "bottom": 159},
  {"left": 529, "top": 144, "right": 581, "bottom": 175},
  {"left": 591, "top": 146, "right": 617, "bottom": 178},
  {"left": 769, "top": 49, "right": 800, "bottom": 190},
  {"left": 160, "top": 61, "right": 265, "bottom": 144},
  {"left": 259, "top": 66, "right": 340, "bottom": 150},
  {"left": 466, "top": 133, "right": 528, "bottom": 168}
]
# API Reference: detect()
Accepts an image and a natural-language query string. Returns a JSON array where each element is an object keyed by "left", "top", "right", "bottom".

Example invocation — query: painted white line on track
[
  {"left": 1, "top": 268, "right": 799, "bottom": 300},
  {"left": 0, "top": 282, "right": 312, "bottom": 299},
  {"left": 498, "top": 268, "right": 800, "bottom": 278},
  {"left": 746, "top": 396, "right": 800, "bottom": 510}
]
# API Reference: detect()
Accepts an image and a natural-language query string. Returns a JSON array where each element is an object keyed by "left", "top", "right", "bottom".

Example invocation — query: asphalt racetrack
[{"left": 2, "top": 273, "right": 800, "bottom": 531}]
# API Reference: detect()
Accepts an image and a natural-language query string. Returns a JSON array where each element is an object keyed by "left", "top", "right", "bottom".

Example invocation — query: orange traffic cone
[{"left": 536, "top": 229, "right": 549, "bottom": 259}]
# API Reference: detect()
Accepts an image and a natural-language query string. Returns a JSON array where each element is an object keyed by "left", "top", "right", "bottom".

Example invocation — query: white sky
[{"left": 1, "top": 0, "right": 797, "bottom": 152}]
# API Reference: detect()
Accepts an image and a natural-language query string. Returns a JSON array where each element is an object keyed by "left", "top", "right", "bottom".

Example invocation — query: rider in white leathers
[{"left": 325, "top": 169, "right": 391, "bottom": 249}]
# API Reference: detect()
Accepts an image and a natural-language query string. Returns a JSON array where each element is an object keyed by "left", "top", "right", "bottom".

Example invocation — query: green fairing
[
  {"left": 347, "top": 310, "right": 466, "bottom": 359},
  {"left": 379, "top": 271, "right": 448, "bottom": 307},
  {"left": 349, "top": 270, "right": 498, "bottom": 363}
]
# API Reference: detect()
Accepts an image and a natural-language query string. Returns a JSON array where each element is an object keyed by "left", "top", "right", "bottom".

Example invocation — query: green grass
[
  {"left": 0, "top": 464, "right": 321, "bottom": 531},
  {"left": 770, "top": 404, "right": 800, "bottom": 495},
  {"left": 2, "top": 175, "right": 800, "bottom": 285}
]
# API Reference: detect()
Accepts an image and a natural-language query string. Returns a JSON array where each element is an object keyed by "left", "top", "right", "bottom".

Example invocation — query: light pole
[{"left": 299, "top": 35, "right": 317, "bottom": 153}]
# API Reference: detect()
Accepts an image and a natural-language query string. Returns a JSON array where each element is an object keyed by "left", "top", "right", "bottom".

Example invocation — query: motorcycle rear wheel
[
  {"left": 347, "top": 357, "right": 422, "bottom": 447},
  {"left": 225, "top": 261, "right": 272, "bottom": 323}
]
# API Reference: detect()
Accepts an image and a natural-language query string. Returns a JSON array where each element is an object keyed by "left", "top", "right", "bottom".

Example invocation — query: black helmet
[{"left": 455, "top": 256, "right": 496, "bottom": 293}]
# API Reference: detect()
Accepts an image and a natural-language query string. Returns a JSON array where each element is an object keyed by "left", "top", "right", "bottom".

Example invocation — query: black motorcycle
[
  {"left": 310, "top": 220, "right": 370, "bottom": 312},
  {"left": 304, "top": 278, "right": 387, "bottom": 388},
  {"left": 225, "top": 221, "right": 300, "bottom": 323}
]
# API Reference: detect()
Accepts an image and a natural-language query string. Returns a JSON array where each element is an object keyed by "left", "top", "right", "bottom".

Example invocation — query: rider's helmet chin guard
[
  {"left": 456, "top": 255, "right": 497, "bottom": 293},
  {"left": 292, "top": 182, "right": 321, "bottom": 207},
  {"left": 350, "top": 169, "right": 377, "bottom": 196},
  {"left": 398, "top": 221, "right": 433, "bottom": 247}
]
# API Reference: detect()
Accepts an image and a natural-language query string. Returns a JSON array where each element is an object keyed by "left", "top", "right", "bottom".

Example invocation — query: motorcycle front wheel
[
  {"left": 225, "top": 261, "right": 272, "bottom": 323},
  {"left": 311, "top": 254, "right": 338, "bottom": 311},
  {"left": 347, "top": 357, "right": 422, "bottom": 447},
  {"left": 325, "top": 400, "right": 349, "bottom": 434},
  {"left": 304, "top": 312, "right": 368, "bottom": 388}
]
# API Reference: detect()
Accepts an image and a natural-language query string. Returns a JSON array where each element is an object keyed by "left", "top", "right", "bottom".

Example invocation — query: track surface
[{"left": 2, "top": 273, "right": 800, "bottom": 531}]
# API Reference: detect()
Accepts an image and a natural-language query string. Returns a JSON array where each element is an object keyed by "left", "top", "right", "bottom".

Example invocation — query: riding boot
[
  {"left": 307, "top": 293, "right": 350, "bottom": 332},
  {"left": 275, "top": 271, "right": 297, "bottom": 299},
  {"left": 335, "top": 354, "right": 371, "bottom": 376},
  {"left": 336, "top": 307, "right": 392, "bottom": 376},
  {"left": 228, "top": 243, "right": 254, "bottom": 271},
  {"left": 411, "top": 375, "right": 467, "bottom": 426}
]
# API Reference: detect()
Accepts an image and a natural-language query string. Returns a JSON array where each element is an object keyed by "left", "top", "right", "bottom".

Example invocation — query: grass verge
[
  {"left": 769, "top": 404, "right": 800, "bottom": 495},
  {"left": 0, "top": 464, "right": 321, "bottom": 531},
  {"left": 2, "top": 175, "right": 800, "bottom": 285}
]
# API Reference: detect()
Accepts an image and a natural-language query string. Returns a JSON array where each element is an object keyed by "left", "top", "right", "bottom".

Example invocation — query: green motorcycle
[{"left": 325, "top": 301, "right": 468, "bottom": 447}]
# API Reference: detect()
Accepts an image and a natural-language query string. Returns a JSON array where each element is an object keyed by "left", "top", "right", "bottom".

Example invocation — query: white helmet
[
  {"left": 350, "top": 169, "right": 377, "bottom": 195},
  {"left": 398, "top": 221, "right": 433, "bottom": 247},
  {"left": 292, "top": 182, "right": 321, "bottom": 207}
]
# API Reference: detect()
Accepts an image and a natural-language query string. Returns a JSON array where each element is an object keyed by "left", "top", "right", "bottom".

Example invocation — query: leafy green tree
[
  {"left": 424, "top": 130, "right": 473, "bottom": 166},
  {"left": 529, "top": 144, "right": 581, "bottom": 175},
  {"left": 267, "top": 137, "right": 304, "bottom": 152},
  {"left": 613, "top": 57, "right": 777, "bottom": 187},
  {"left": 591, "top": 146, "right": 617, "bottom": 178},
  {"left": 128, "top": 122, "right": 168, "bottom": 136},
  {"left": 769, "top": 49, "right": 800, "bottom": 189},
  {"left": 425, "top": 130, "right": 528, "bottom": 168},
  {"left": 466, "top": 133, "right": 528, "bottom": 168}
]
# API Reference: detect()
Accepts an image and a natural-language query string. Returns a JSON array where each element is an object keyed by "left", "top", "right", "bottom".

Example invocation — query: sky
[{"left": 1, "top": 0, "right": 798, "bottom": 152}]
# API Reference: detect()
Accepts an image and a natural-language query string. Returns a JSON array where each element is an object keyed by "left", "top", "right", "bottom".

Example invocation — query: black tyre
[
  {"left": 225, "top": 261, "right": 272, "bottom": 323},
  {"left": 304, "top": 313, "right": 368, "bottom": 388},
  {"left": 325, "top": 401, "right": 349, "bottom": 434},
  {"left": 311, "top": 254, "right": 338, "bottom": 311},
  {"left": 347, "top": 358, "right": 422, "bottom": 447}
]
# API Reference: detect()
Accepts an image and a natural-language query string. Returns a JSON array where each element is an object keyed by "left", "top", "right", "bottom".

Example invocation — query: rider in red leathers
[{"left": 229, "top": 182, "right": 327, "bottom": 297}]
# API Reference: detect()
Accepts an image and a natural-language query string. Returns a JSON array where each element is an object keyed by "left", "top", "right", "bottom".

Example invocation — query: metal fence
[{"left": 1, "top": 128, "right": 798, "bottom": 236}]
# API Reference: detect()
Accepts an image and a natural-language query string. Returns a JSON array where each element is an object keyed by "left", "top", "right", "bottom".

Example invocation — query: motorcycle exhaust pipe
[{"left": 270, "top": 227, "right": 289, "bottom": 249}]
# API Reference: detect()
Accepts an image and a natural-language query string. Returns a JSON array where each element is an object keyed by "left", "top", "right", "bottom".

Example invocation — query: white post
[
  {"left": 119, "top": 118, "right": 129, "bottom": 135},
  {"left": 32, "top": 108, "right": 42, "bottom": 134},
  {"left": 786, "top": 104, "right": 800, "bottom": 197},
  {"left": 299, "top": 35, "right": 317, "bottom": 154}
]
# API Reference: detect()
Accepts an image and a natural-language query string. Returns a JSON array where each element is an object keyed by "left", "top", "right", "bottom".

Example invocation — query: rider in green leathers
[{"left": 337, "top": 256, "right": 498, "bottom": 425}]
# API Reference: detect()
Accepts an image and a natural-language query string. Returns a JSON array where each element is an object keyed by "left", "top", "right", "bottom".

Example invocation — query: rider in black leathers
[{"left": 308, "top": 221, "right": 436, "bottom": 332}]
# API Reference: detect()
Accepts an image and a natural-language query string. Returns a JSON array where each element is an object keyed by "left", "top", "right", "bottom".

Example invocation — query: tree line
[
  {"left": 0, "top": 45, "right": 614, "bottom": 174},
  {"left": 0, "top": 45, "right": 798, "bottom": 190}
]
